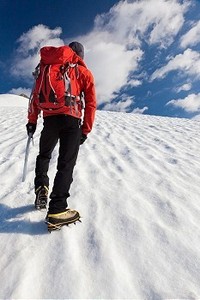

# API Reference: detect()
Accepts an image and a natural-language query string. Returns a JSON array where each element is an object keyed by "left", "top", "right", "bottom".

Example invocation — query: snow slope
[{"left": 0, "top": 94, "right": 200, "bottom": 299}]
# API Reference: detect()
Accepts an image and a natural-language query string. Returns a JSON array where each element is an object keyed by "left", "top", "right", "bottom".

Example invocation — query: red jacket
[{"left": 28, "top": 59, "right": 96, "bottom": 135}]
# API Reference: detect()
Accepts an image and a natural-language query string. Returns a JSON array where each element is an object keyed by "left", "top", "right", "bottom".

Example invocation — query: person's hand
[
  {"left": 80, "top": 133, "right": 87, "bottom": 145},
  {"left": 26, "top": 122, "right": 36, "bottom": 136}
]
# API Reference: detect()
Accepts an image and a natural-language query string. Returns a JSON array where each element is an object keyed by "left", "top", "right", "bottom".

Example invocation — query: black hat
[{"left": 69, "top": 41, "right": 84, "bottom": 59}]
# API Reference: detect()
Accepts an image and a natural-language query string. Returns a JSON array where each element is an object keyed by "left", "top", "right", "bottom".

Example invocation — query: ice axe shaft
[{"left": 22, "top": 134, "right": 33, "bottom": 182}]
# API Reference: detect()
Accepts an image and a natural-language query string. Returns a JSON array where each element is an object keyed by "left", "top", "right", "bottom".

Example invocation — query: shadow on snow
[{"left": 0, "top": 203, "right": 48, "bottom": 235}]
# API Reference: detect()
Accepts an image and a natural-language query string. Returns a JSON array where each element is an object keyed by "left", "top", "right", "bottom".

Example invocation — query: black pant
[{"left": 35, "top": 115, "right": 81, "bottom": 213}]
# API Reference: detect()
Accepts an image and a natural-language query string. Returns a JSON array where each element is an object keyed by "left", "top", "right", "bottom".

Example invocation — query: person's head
[{"left": 69, "top": 41, "right": 84, "bottom": 59}]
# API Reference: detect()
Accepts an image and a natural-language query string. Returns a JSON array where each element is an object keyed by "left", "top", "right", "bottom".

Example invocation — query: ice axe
[
  {"left": 22, "top": 133, "right": 34, "bottom": 182},
  {"left": 22, "top": 80, "right": 37, "bottom": 183}
]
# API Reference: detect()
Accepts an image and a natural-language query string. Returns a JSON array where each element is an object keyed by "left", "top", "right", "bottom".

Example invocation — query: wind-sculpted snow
[{"left": 0, "top": 95, "right": 200, "bottom": 299}]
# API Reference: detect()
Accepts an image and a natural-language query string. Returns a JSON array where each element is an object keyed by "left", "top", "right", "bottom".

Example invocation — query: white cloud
[
  {"left": 127, "top": 79, "right": 142, "bottom": 88},
  {"left": 150, "top": 49, "right": 200, "bottom": 81},
  {"left": 67, "top": 0, "right": 189, "bottom": 104},
  {"left": 192, "top": 114, "right": 200, "bottom": 120},
  {"left": 9, "top": 87, "right": 31, "bottom": 97},
  {"left": 17, "top": 24, "right": 63, "bottom": 55},
  {"left": 11, "top": 0, "right": 190, "bottom": 110},
  {"left": 166, "top": 93, "right": 200, "bottom": 113},
  {"left": 102, "top": 93, "right": 148, "bottom": 114},
  {"left": 11, "top": 24, "right": 64, "bottom": 79},
  {"left": 92, "top": 0, "right": 189, "bottom": 48},
  {"left": 175, "top": 83, "right": 192, "bottom": 93},
  {"left": 180, "top": 20, "right": 200, "bottom": 48},
  {"left": 81, "top": 38, "right": 143, "bottom": 104},
  {"left": 103, "top": 94, "right": 134, "bottom": 112},
  {"left": 132, "top": 106, "right": 148, "bottom": 114}
]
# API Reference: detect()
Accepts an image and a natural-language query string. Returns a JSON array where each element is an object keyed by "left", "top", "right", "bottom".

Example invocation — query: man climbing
[{"left": 26, "top": 41, "right": 96, "bottom": 231}]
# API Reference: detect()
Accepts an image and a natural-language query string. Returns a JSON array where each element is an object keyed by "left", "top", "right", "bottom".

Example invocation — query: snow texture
[{"left": 0, "top": 94, "right": 200, "bottom": 299}]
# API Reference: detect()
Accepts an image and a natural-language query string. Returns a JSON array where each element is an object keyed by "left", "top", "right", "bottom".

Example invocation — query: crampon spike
[
  {"left": 46, "top": 216, "right": 82, "bottom": 232},
  {"left": 46, "top": 221, "right": 62, "bottom": 232}
]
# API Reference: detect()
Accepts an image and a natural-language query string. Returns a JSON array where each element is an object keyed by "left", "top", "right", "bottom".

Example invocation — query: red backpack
[{"left": 32, "top": 46, "right": 82, "bottom": 112}]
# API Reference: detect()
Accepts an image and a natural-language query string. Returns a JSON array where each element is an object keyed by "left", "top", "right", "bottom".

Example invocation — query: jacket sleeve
[
  {"left": 27, "top": 96, "right": 40, "bottom": 124},
  {"left": 82, "top": 69, "right": 97, "bottom": 135}
]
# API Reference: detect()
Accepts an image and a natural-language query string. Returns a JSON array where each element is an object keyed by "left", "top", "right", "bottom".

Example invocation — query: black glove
[
  {"left": 80, "top": 133, "right": 87, "bottom": 145},
  {"left": 26, "top": 122, "right": 36, "bottom": 136}
]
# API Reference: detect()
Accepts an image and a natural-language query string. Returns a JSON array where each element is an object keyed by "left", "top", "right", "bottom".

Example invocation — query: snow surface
[{"left": 0, "top": 94, "right": 200, "bottom": 299}]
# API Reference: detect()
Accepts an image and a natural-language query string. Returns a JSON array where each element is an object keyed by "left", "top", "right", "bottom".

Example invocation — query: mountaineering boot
[
  {"left": 46, "top": 209, "right": 81, "bottom": 231},
  {"left": 35, "top": 186, "right": 49, "bottom": 209}
]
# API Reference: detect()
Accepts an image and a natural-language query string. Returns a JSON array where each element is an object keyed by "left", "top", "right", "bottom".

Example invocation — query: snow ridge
[{"left": 0, "top": 95, "right": 200, "bottom": 299}]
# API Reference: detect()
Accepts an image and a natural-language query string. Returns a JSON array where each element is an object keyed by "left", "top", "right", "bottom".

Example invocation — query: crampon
[{"left": 45, "top": 209, "right": 82, "bottom": 232}]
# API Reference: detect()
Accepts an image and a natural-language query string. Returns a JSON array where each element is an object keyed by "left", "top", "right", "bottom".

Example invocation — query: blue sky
[{"left": 1, "top": 0, "right": 200, "bottom": 119}]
